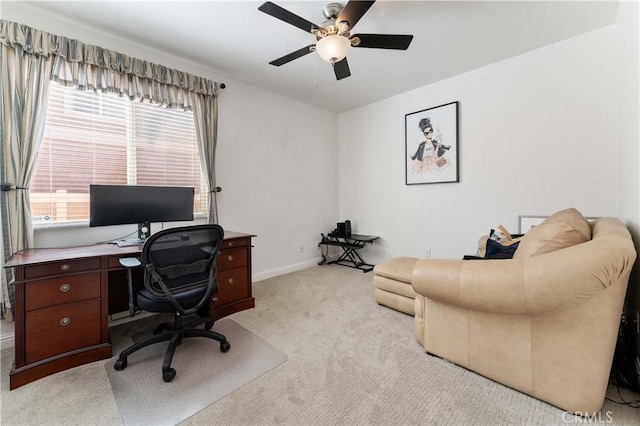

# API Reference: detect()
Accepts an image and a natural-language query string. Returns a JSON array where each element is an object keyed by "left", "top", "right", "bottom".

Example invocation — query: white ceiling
[{"left": 18, "top": 1, "right": 619, "bottom": 112}]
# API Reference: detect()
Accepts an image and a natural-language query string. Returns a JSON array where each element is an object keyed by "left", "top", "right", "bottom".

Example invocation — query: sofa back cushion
[{"left": 513, "top": 208, "right": 592, "bottom": 259}]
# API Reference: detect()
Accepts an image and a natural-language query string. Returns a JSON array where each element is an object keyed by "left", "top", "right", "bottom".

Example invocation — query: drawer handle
[
  {"left": 60, "top": 283, "right": 71, "bottom": 292},
  {"left": 61, "top": 264, "right": 70, "bottom": 271},
  {"left": 227, "top": 278, "right": 235, "bottom": 285},
  {"left": 227, "top": 255, "right": 234, "bottom": 262},
  {"left": 60, "top": 317, "right": 71, "bottom": 326},
  {"left": 228, "top": 242, "right": 234, "bottom": 247}
]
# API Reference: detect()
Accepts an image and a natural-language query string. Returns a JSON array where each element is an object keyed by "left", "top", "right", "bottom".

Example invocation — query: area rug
[{"left": 105, "top": 317, "right": 287, "bottom": 426}]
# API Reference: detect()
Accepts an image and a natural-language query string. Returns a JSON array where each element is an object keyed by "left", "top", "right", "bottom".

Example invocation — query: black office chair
[{"left": 114, "top": 224, "right": 230, "bottom": 382}]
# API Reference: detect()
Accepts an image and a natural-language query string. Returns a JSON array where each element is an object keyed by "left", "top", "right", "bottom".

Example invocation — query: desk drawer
[
  {"left": 25, "top": 299, "right": 101, "bottom": 364},
  {"left": 218, "top": 248, "right": 247, "bottom": 271},
  {"left": 222, "top": 237, "right": 250, "bottom": 250},
  {"left": 214, "top": 268, "right": 248, "bottom": 306},
  {"left": 24, "top": 258, "right": 101, "bottom": 280},
  {"left": 25, "top": 273, "right": 101, "bottom": 311}
]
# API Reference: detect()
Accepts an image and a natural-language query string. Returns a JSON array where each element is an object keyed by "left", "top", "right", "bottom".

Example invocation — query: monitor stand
[{"left": 138, "top": 221, "right": 151, "bottom": 240}]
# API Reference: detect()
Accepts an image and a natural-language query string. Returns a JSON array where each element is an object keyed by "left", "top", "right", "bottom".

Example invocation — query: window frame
[{"left": 31, "top": 83, "right": 208, "bottom": 227}]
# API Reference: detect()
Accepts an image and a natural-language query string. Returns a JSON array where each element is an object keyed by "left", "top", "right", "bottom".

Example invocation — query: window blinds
[{"left": 31, "top": 82, "right": 206, "bottom": 223}]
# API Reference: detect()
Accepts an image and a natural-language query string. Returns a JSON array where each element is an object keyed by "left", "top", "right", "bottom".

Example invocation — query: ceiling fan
[{"left": 258, "top": 1, "right": 414, "bottom": 81}]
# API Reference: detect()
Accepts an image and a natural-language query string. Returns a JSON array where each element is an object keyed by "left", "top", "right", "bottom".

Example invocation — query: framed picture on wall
[
  {"left": 518, "top": 215, "right": 547, "bottom": 233},
  {"left": 405, "top": 101, "right": 459, "bottom": 185}
]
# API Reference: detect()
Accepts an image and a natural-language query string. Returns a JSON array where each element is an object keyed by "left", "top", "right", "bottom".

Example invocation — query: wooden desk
[{"left": 5, "top": 230, "right": 255, "bottom": 390}]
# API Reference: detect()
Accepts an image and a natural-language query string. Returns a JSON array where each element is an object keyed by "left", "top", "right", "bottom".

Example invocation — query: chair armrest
[{"left": 412, "top": 239, "right": 635, "bottom": 315}]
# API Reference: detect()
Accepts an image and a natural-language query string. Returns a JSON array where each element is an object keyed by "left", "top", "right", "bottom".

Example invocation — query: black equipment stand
[{"left": 318, "top": 233, "right": 379, "bottom": 272}]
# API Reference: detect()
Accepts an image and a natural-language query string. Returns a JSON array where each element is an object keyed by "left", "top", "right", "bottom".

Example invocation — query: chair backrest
[{"left": 141, "top": 224, "right": 224, "bottom": 313}]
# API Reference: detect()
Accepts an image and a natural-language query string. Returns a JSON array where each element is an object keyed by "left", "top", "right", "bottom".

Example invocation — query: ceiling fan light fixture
[{"left": 315, "top": 35, "right": 351, "bottom": 63}]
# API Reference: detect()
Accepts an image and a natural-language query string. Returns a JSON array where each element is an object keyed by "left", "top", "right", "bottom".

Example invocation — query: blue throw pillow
[{"left": 485, "top": 239, "right": 520, "bottom": 259}]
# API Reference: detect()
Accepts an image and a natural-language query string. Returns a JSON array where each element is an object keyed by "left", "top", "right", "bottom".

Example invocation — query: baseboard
[{"left": 253, "top": 259, "right": 320, "bottom": 282}]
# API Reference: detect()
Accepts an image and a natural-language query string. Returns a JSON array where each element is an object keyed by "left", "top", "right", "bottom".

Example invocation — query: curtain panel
[
  {"left": 0, "top": 20, "right": 221, "bottom": 319},
  {"left": 0, "top": 22, "right": 55, "bottom": 320},
  {"left": 190, "top": 92, "right": 219, "bottom": 224}
]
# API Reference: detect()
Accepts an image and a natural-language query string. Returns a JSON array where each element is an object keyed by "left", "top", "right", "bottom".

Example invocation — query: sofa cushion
[
  {"left": 374, "top": 276, "right": 417, "bottom": 299},
  {"left": 513, "top": 208, "right": 591, "bottom": 259},
  {"left": 476, "top": 235, "right": 490, "bottom": 257},
  {"left": 373, "top": 257, "right": 418, "bottom": 284}
]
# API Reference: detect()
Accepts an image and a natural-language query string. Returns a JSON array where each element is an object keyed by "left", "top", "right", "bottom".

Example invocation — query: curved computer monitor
[{"left": 89, "top": 185, "right": 194, "bottom": 239}]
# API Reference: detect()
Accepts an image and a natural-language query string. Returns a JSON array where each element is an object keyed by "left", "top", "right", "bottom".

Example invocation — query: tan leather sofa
[{"left": 412, "top": 209, "right": 636, "bottom": 414}]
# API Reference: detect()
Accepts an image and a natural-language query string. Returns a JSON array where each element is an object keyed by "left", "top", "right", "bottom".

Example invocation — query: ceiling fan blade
[
  {"left": 353, "top": 34, "right": 414, "bottom": 50},
  {"left": 336, "top": 1, "right": 375, "bottom": 30},
  {"left": 269, "top": 45, "right": 315, "bottom": 66},
  {"left": 333, "top": 58, "right": 351, "bottom": 81},
  {"left": 258, "top": 2, "right": 320, "bottom": 34}
]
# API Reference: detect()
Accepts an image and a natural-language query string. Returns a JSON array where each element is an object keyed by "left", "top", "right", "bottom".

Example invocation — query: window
[
  {"left": 31, "top": 82, "right": 206, "bottom": 224},
  {"left": 71, "top": 90, "right": 125, "bottom": 120}
]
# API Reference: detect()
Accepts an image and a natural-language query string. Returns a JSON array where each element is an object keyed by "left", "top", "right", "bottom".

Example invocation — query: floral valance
[{"left": 0, "top": 20, "right": 219, "bottom": 108}]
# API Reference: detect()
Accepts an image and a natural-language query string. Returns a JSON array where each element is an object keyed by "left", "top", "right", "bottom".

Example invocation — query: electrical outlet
[{"left": 425, "top": 248, "right": 431, "bottom": 258}]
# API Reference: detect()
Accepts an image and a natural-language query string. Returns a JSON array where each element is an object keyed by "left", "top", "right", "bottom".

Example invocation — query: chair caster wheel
[
  {"left": 204, "top": 320, "right": 214, "bottom": 330},
  {"left": 220, "top": 341, "right": 231, "bottom": 353},
  {"left": 114, "top": 358, "right": 128, "bottom": 371},
  {"left": 163, "top": 368, "right": 176, "bottom": 382}
]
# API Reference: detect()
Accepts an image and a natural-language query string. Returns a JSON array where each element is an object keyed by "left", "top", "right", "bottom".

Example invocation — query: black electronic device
[
  {"left": 90, "top": 185, "right": 194, "bottom": 240},
  {"left": 337, "top": 220, "right": 352, "bottom": 237}
]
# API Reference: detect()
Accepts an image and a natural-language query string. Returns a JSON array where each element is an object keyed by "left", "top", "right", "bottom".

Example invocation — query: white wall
[
  {"left": 616, "top": 0, "right": 640, "bottom": 353},
  {"left": 338, "top": 26, "right": 620, "bottom": 262},
  {"left": 2, "top": 3, "right": 340, "bottom": 281},
  {"left": 215, "top": 83, "right": 338, "bottom": 277},
  {"left": 617, "top": 1, "right": 640, "bottom": 240}
]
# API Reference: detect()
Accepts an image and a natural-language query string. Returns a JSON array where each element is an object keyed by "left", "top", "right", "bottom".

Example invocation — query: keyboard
[{"left": 116, "top": 239, "right": 146, "bottom": 247}]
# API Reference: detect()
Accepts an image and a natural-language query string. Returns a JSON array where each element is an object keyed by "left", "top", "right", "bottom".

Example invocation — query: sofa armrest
[
  {"left": 412, "top": 258, "right": 528, "bottom": 314},
  {"left": 412, "top": 237, "right": 635, "bottom": 315}
]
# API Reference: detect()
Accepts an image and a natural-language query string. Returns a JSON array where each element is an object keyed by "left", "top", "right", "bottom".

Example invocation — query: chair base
[{"left": 113, "top": 313, "right": 230, "bottom": 382}]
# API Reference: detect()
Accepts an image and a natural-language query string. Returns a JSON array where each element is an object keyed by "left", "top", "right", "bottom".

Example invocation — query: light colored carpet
[
  {"left": 1, "top": 265, "right": 639, "bottom": 425},
  {"left": 105, "top": 317, "right": 287, "bottom": 425}
]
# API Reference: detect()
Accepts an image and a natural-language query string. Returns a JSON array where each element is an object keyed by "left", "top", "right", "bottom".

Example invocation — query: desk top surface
[
  {"left": 326, "top": 234, "right": 379, "bottom": 242},
  {"left": 6, "top": 230, "right": 255, "bottom": 267}
]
